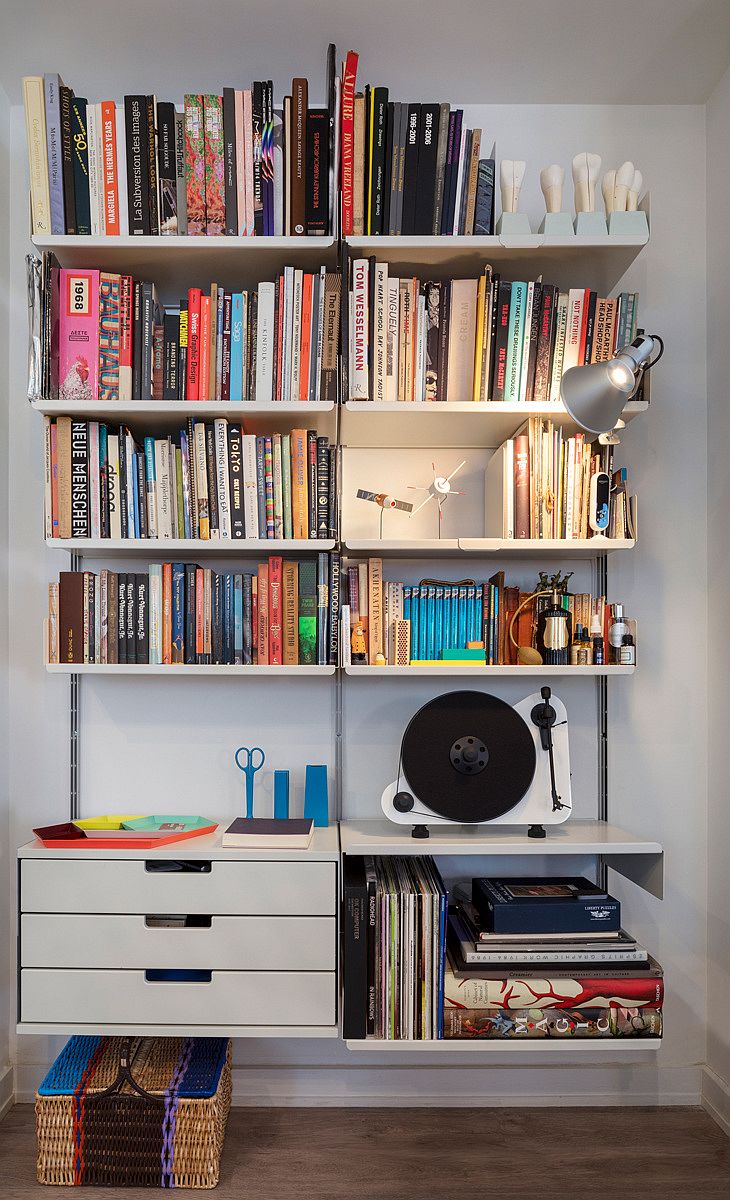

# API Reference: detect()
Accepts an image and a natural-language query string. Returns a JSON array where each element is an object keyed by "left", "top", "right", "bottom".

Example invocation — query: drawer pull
[
  {"left": 144, "top": 915, "right": 213, "bottom": 928},
  {"left": 144, "top": 969, "right": 212, "bottom": 983},
  {"left": 144, "top": 861, "right": 212, "bottom": 874}
]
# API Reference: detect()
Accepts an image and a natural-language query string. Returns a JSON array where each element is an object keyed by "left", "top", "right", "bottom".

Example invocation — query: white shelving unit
[
  {"left": 344, "top": 1038, "right": 662, "bottom": 1053},
  {"left": 343, "top": 537, "right": 635, "bottom": 558},
  {"left": 46, "top": 663, "right": 336, "bottom": 676},
  {"left": 47, "top": 538, "right": 336, "bottom": 556},
  {"left": 344, "top": 664, "right": 635, "bottom": 677}
]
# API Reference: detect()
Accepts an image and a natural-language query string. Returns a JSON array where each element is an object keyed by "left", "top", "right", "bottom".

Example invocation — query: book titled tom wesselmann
[{"left": 472, "top": 877, "right": 621, "bottom": 935}]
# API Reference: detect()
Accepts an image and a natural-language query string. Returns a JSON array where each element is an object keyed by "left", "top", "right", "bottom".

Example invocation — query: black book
[
  {"left": 439, "top": 109, "right": 457, "bottom": 235},
  {"left": 413, "top": 103, "right": 440, "bottom": 235},
  {"left": 205, "top": 423, "right": 219, "bottom": 535},
  {"left": 145, "top": 96, "right": 159, "bottom": 234},
  {"left": 316, "top": 436, "right": 330, "bottom": 538},
  {"left": 224, "top": 572, "right": 234, "bottom": 664},
  {"left": 59, "top": 84, "right": 77, "bottom": 234},
  {"left": 178, "top": 304, "right": 188, "bottom": 401},
  {"left": 263, "top": 81, "right": 274, "bottom": 236},
  {"left": 184, "top": 565, "right": 197, "bottom": 664},
  {"left": 524, "top": 282, "right": 543, "bottom": 403},
  {"left": 327, "top": 444, "right": 337, "bottom": 539},
  {"left": 342, "top": 855, "right": 368, "bottom": 1040},
  {"left": 140, "top": 282, "right": 155, "bottom": 401},
  {"left": 326, "top": 42, "right": 336, "bottom": 236},
  {"left": 533, "top": 284, "right": 557, "bottom": 403},
  {"left": 474, "top": 158, "right": 495, "bottom": 235},
  {"left": 126, "top": 570, "right": 136, "bottom": 656},
  {"left": 222, "top": 88, "right": 238, "bottom": 236},
  {"left": 228, "top": 424, "right": 245, "bottom": 538},
  {"left": 328, "top": 551, "right": 340, "bottom": 667},
  {"left": 135, "top": 573, "right": 149, "bottom": 663},
  {"left": 211, "top": 571, "right": 223, "bottom": 664},
  {"left": 124, "top": 96, "right": 150, "bottom": 235},
  {"left": 305, "top": 108, "right": 329, "bottom": 236},
  {"left": 252, "top": 82, "right": 264, "bottom": 235},
  {"left": 132, "top": 281, "right": 142, "bottom": 400},
  {"left": 156, "top": 101, "right": 177, "bottom": 234},
  {"left": 491, "top": 280, "right": 513, "bottom": 402},
  {"left": 363, "top": 84, "right": 371, "bottom": 228},
  {"left": 70, "top": 97, "right": 91, "bottom": 235},
  {"left": 444, "top": 108, "right": 463, "bottom": 235},
  {"left": 99, "top": 425, "right": 109, "bottom": 539},
  {"left": 307, "top": 429, "right": 318, "bottom": 539},
  {"left": 117, "top": 427, "right": 128, "bottom": 539},
  {"left": 370, "top": 88, "right": 389, "bottom": 235},
  {"left": 70, "top": 420, "right": 88, "bottom": 537},
  {"left": 583, "top": 290, "right": 598, "bottom": 364},
  {"left": 135, "top": 451, "right": 148, "bottom": 538},
  {"left": 117, "top": 574, "right": 127, "bottom": 663},
  {"left": 381, "top": 102, "right": 395, "bottom": 236},
  {"left": 437, "top": 280, "right": 451, "bottom": 405},
  {"left": 316, "top": 552, "right": 329, "bottom": 666},
  {"left": 401, "top": 103, "right": 420, "bottom": 235},
  {"left": 364, "top": 858, "right": 377, "bottom": 1035},
  {"left": 243, "top": 573, "right": 253, "bottom": 664},
  {"left": 163, "top": 310, "right": 180, "bottom": 401}
]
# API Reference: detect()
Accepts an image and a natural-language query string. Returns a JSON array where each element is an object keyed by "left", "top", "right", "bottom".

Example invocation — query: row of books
[
  {"left": 340, "top": 559, "right": 629, "bottom": 667},
  {"left": 23, "top": 53, "right": 339, "bottom": 237},
  {"left": 347, "top": 259, "right": 640, "bottom": 404},
  {"left": 44, "top": 417, "right": 337, "bottom": 542},
  {"left": 442, "top": 877, "right": 661, "bottom": 1039},
  {"left": 48, "top": 554, "right": 339, "bottom": 666},
  {"left": 40, "top": 257, "right": 341, "bottom": 405},
  {"left": 487, "top": 419, "right": 636, "bottom": 541},
  {"left": 342, "top": 855, "right": 447, "bottom": 1041}
]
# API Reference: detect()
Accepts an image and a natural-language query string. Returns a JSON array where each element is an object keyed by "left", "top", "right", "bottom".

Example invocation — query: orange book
[
  {"left": 195, "top": 568, "right": 204, "bottom": 659},
  {"left": 268, "top": 556, "right": 283, "bottom": 665},
  {"left": 199, "top": 295, "right": 211, "bottom": 400},
  {"left": 290, "top": 428, "right": 308, "bottom": 539},
  {"left": 299, "top": 274, "right": 313, "bottom": 401},
  {"left": 257, "top": 564, "right": 269, "bottom": 664},
  {"left": 162, "top": 563, "right": 172, "bottom": 665},
  {"left": 101, "top": 100, "right": 120, "bottom": 236}
]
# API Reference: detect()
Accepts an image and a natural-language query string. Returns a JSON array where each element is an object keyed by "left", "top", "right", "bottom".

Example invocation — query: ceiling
[{"left": 1, "top": 0, "right": 729, "bottom": 105}]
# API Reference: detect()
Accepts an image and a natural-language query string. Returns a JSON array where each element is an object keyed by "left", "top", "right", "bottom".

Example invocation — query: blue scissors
[{"left": 234, "top": 746, "right": 265, "bottom": 818}]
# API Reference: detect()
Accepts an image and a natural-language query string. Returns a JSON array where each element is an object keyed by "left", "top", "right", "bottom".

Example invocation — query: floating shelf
[
  {"left": 340, "top": 400, "right": 648, "bottom": 449},
  {"left": 338, "top": 818, "right": 662, "bottom": 858},
  {"left": 31, "top": 399, "right": 337, "bottom": 434},
  {"left": 20, "top": 823, "right": 340, "bottom": 861},
  {"left": 344, "top": 665, "right": 634, "bottom": 677},
  {"left": 18, "top": 1023, "right": 340, "bottom": 1039},
  {"left": 31, "top": 234, "right": 338, "bottom": 291},
  {"left": 47, "top": 538, "right": 335, "bottom": 556},
  {"left": 344, "top": 1038, "right": 661, "bottom": 1053},
  {"left": 343, "top": 537, "right": 634, "bottom": 559},
  {"left": 46, "top": 663, "right": 336, "bottom": 676}
]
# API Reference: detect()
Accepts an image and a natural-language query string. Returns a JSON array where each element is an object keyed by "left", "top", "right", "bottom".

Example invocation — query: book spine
[
  {"left": 316, "top": 552, "right": 329, "bottom": 665},
  {"left": 59, "top": 83, "right": 77, "bottom": 234},
  {"left": 298, "top": 559, "right": 316, "bottom": 664},
  {"left": 413, "top": 102, "right": 439, "bottom": 236},
  {"left": 100, "top": 99, "right": 120, "bottom": 235},
  {"left": 268, "top": 555, "right": 283, "bottom": 664},
  {"left": 174, "top": 111, "right": 187, "bottom": 235},
  {"left": 59, "top": 269, "right": 100, "bottom": 404},
  {"left": 124, "top": 96, "right": 150, "bottom": 235},
  {"left": 350, "top": 259, "right": 369, "bottom": 399},
  {"left": 342, "top": 856, "right": 368, "bottom": 1039},
  {"left": 203, "top": 95, "right": 225, "bottom": 235},
  {"left": 145, "top": 96, "right": 159, "bottom": 234},
  {"left": 70, "top": 96, "right": 91, "bottom": 235},
  {"left": 23, "top": 77, "right": 52, "bottom": 234},
  {"left": 307, "top": 431, "right": 318, "bottom": 538},
  {"left": 306, "top": 108, "right": 329, "bottom": 235},
  {"left": 340, "top": 51, "right": 358, "bottom": 236},
  {"left": 328, "top": 551, "right": 340, "bottom": 666},
  {"left": 156, "top": 100, "right": 177, "bottom": 233},
  {"left": 443, "top": 1007, "right": 661, "bottom": 1040},
  {"left": 222, "top": 88, "right": 238, "bottom": 236},
  {"left": 43, "top": 75, "right": 65, "bottom": 234},
  {"left": 98, "top": 274, "right": 120, "bottom": 404},
  {"left": 290, "top": 78, "right": 308, "bottom": 235},
  {"left": 184, "top": 95, "right": 206, "bottom": 234}
]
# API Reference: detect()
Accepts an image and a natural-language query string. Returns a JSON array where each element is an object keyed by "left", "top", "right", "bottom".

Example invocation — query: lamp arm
[{"left": 508, "top": 590, "right": 542, "bottom": 654}]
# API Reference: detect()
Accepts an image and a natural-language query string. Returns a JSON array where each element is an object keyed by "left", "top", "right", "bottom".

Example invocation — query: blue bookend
[
  {"left": 304, "top": 765, "right": 329, "bottom": 828},
  {"left": 274, "top": 770, "right": 290, "bottom": 819}
]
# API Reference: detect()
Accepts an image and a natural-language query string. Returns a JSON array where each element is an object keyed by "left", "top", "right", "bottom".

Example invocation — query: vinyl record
[{"left": 401, "top": 691, "right": 536, "bottom": 823}]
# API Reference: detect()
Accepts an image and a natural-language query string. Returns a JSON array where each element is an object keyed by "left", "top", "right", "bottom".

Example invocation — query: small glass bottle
[
  {"left": 619, "top": 632, "right": 636, "bottom": 666},
  {"left": 578, "top": 627, "right": 592, "bottom": 665},
  {"left": 570, "top": 623, "right": 583, "bottom": 666},
  {"left": 608, "top": 604, "right": 629, "bottom": 665},
  {"left": 590, "top": 613, "right": 604, "bottom": 665}
]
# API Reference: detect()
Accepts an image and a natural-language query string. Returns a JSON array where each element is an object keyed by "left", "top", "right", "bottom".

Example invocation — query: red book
[
  {"left": 100, "top": 100, "right": 120, "bottom": 235},
  {"left": 257, "top": 564, "right": 269, "bottom": 664},
  {"left": 577, "top": 287, "right": 591, "bottom": 366},
  {"left": 513, "top": 434, "right": 530, "bottom": 539},
  {"left": 196, "top": 568, "right": 204, "bottom": 660},
  {"left": 299, "top": 273, "right": 313, "bottom": 401},
  {"left": 268, "top": 556, "right": 283, "bottom": 665},
  {"left": 162, "top": 563, "right": 172, "bottom": 665},
  {"left": 199, "top": 295, "right": 211, "bottom": 400},
  {"left": 186, "top": 288, "right": 202, "bottom": 400},
  {"left": 119, "top": 276, "right": 133, "bottom": 402},
  {"left": 340, "top": 51, "right": 359, "bottom": 236}
]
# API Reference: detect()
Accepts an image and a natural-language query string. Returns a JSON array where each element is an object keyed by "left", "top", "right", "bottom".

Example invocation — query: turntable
[{"left": 381, "top": 686, "right": 572, "bottom": 838}]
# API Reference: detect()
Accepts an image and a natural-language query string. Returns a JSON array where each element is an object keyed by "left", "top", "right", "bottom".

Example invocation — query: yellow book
[
  {"left": 473, "top": 274, "right": 486, "bottom": 402},
  {"left": 23, "top": 76, "right": 52, "bottom": 235},
  {"left": 368, "top": 557, "right": 383, "bottom": 665}
]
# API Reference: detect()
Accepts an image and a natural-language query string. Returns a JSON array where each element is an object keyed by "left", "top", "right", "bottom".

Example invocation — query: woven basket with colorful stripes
[{"left": 35, "top": 1036, "right": 231, "bottom": 1188}]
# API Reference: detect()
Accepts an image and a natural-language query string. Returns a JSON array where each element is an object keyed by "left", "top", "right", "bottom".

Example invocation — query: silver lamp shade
[{"left": 560, "top": 356, "right": 636, "bottom": 435}]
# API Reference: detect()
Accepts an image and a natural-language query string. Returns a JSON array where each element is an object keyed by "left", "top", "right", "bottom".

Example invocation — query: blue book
[
  {"left": 425, "top": 585, "right": 436, "bottom": 660},
  {"left": 255, "top": 436, "right": 267, "bottom": 539},
  {"left": 234, "top": 574, "right": 243, "bottom": 664},
  {"left": 441, "top": 587, "right": 451, "bottom": 651},
  {"left": 486, "top": 584, "right": 495, "bottom": 665},
  {"left": 409, "top": 588, "right": 420, "bottom": 661},
  {"left": 403, "top": 585, "right": 412, "bottom": 626},
  {"left": 172, "top": 563, "right": 185, "bottom": 662},
  {"left": 475, "top": 585, "right": 484, "bottom": 644},
  {"left": 132, "top": 453, "right": 140, "bottom": 538},
  {"left": 434, "top": 585, "right": 444, "bottom": 659},
  {"left": 417, "top": 587, "right": 428, "bottom": 661},
  {"left": 457, "top": 585, "right": 468, "bottom": 648},
  {"left": 450, "top": 585, "right": 459, "bottom": 649},
  {"left": 223, "top": 573, "right": 234, "bottom": 664},
  {"left": 98, "top": 424, "right": 108, "bottom": 534},
  {"left": 466, "top": 585, "right": 476, "bottom": 644},
  {"left": 44, "top": 74, "right": 66, "bottom": 234},
  {"left": 503, "top": 281, "right": 527, "bottom": 403},
  {"left": 143, "top": 437, "right": 156, "bottom": 534},
  {"left": 230, "top": 293, "right": 244, "bottom": 402},
  {"left": 473, "top": 876, "right": 621, "bottom": 935}
]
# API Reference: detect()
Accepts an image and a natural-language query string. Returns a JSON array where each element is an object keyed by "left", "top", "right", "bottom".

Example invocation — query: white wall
[
  {"left": 704, "top": 63, "right": 730, "bottom": 1134},
  {"left": 0, "top": 83, "right": 12, "bottom": 1117},
  {"left": 7, "top": 99, "right": 709, "bottom": 1106}
]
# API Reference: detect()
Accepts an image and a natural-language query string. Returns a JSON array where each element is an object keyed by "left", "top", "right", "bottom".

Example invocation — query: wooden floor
[{"left": 1, "top": 1104, "right": 729, "bottom": 1198}]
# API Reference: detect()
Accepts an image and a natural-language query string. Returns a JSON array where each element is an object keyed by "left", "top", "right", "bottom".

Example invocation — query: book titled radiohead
[{"left": 222, "top": 817, "right": 314, "bottom": 849}]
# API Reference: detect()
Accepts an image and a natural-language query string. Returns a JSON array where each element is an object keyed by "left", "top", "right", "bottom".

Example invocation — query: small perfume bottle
[
  {"left": 619, "top": 632, "right": 636, "bottom": 665},
  {"left": 590, "top": 613, "right": 604, "bottom": 665},
  {"left": 608, "top": 604, "right": 629, "bottom": 665},
  {"left": 570, "top": 624, "right": 584, "bottom": 666}
]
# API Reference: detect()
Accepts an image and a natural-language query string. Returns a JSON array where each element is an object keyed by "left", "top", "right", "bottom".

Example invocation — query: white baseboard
[
  {"left": 0, "top": 1064, "right": 14, "bottom": 1121},
  {"left": 702, "top": 1065, "right": 730, "bottom": 1136}
]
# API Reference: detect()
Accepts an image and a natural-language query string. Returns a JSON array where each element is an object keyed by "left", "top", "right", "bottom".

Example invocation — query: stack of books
[
  {"left": 444, "top": 877, "right": 662, "bottom": 1039},
  {"left": 44, "top": 418, "right": 336, "bottom": 543},
  {"left": 346, "top": 259, "right": 639, "bottom": 404}
]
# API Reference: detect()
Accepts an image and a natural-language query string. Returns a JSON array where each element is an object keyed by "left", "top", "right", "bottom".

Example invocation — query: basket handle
[{"left": 90, "top": 1038, "right": 165, "bottom": 1103}]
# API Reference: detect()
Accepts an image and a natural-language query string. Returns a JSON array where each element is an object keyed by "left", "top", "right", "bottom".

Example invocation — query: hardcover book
[
  {"left": 184, "top": 95, "right": 206, "bottom": 235},
  {"left": 203, "top": 95, "right": 225, "bottom": 236},
  {"left": 59, "top": 270, "right": 100, "bottom": 404},
  {"left": 222, "top": 818, "right": 313, "bottom": 849}
]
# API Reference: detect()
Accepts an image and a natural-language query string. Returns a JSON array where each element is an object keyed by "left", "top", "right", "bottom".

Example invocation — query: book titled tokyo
[
  {"left": 59, "top": 270, "right": 100, "bottom": 403},
  {"left": 473, "top": 877, "right": 620, "bottom": 935}
]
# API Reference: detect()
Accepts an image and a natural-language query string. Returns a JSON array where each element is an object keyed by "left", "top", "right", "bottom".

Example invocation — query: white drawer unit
[{"left": 17, "top": 827, "right": 340, "bottom": 1036}]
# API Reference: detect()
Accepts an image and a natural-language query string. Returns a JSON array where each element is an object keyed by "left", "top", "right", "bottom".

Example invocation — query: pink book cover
[
  {"left": 184, "top": 94, "right": 206, "bottom": 235},
  {"left": 203, "top": 95, "right": 225, "bottom": 235},
  {"left": 59, "top": 269, "right": 100, "bottom": 403}
]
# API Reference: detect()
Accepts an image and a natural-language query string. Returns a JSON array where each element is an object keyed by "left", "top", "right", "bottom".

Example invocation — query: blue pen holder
[
  {"left": 274, "top": 770, "right": 290, "bottom": 819},
  {"left": 304, "top": 765, "right": 329, "bottom": 828}
]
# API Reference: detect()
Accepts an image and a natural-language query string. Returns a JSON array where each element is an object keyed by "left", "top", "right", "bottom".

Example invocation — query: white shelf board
[
  {"left": 344, "top": 665, "right": 635, "bottom": 677},
  {"left": 344, "top": 1038, "right": 661, "bottom": 1053},
  {"left": 338, "top": 818, "right": 662, "bottom": 858},
  {"left": 18, "top": 1022, "right": 340, "bottom": 1039},
  {"left": 340, "top": 400, "right": 648, "bottom": 449},
  {"left": 31, "top": 234, "right": 337, "bottom": 290},
  {"left": 46, "top": 663, "right": 336, "bottom": 676},
  {"left": 343, "top": 537, "right": 635, "bottom": 559},
  {"left": 31, "top": 399, "right": 336, "bottom": 432},
  {"left": 47, "top": 538, "right": 335, "bottom": 556},
  {"left": 19, "top": 823, "right": 340, "bottom": 862}
]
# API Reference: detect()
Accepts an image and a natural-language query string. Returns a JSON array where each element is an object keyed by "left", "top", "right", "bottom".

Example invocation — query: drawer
[
  {"left": 21, "top": 968, "right": 336, "bottom": 1027},
  {"left": 21, "top": 858, "right": 336, "bottom": 916},
  {"left": 21, "top": 913, "right": 336, "bottom": 971}
]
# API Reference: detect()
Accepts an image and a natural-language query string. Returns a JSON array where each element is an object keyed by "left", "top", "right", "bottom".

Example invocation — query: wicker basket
[{"left": 35, "top": 1036, "right": 232, "bottom": 1188}]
